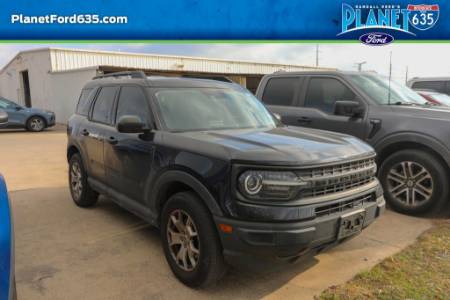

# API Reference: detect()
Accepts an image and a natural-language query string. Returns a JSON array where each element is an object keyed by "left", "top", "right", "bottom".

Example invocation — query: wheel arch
[
  {"left": 26, "top": 114, "right": 47, "bottom": 127},
  {"left": 375, "top": 132, "right": 450, "bottom": 171},
  {"left": 150, "top": 170, "right": 224, "bottom": 224}
]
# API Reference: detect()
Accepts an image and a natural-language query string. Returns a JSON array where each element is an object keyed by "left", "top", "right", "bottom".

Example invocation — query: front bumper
[
  {"left": 46, "top": 114, "right": 56, "bottom": 127},
  {"left": 215, "top": 195, "right": 385, "bottom": 260}
]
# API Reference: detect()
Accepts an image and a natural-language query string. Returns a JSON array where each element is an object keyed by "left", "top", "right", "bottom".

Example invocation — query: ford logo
[{"left": 359, "top": 32, "right": 394, "bottom": 46}]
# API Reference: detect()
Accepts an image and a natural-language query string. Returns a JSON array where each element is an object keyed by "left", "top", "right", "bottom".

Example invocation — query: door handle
[
  {"left": 107, "top": 136, "right": 118, "bottom": 145},
  {"left": 81, "top": 129, "right": 89, "bottom": 136},
  {"left": 297, "top": 117, "right": 312, "bottom": 124}
]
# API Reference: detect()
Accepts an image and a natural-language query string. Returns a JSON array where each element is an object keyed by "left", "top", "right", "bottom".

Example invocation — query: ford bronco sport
[
  {"left": 67, "top": 71, "right": 385, "bottom": 287},
  {"left": 257, "top": 71, "right": 450, "bottom": 215}
]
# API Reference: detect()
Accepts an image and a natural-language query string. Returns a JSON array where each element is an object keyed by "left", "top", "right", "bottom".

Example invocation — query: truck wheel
[
  {"left": 26, "top": 116, "right": 46, "bottom": 132},
  {"left": 68, "top": 153, "right": 98, "bottom": 207},
  {"left": 161, "top": 192, "right": 227, "bottom": 287},
  {"left": 379, "top": 149, "right": 449, "bottom": 214}
]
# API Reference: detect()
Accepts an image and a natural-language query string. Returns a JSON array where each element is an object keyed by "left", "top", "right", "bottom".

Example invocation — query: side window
[
  {"left": 305, "top": 78, "right": 356, "bottom": 114},
  {"left": 411, "top": 81, "right": 445, "bottom": 93},
  {"left": 262, "top": 77, "right": 298, "bottom": 106},
  {"left": 116, "top": 86, "right": 150, "bottom": 125},
  {"left": 76, "top": 88, "right": 93, "bottom": 116},
  {"left": 91, "top": 87, "right": 117, "bottom": 124}
]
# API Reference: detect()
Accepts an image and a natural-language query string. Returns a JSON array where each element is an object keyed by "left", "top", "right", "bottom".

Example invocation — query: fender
[
  {"left": 149, "top": 170, "right": 224, "bottom": 217},
  {"left": 374, "top": 131, "right": 450, "bottom": 168}
]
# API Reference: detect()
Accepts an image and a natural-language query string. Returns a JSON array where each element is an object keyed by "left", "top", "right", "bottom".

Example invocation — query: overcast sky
[{"left": 0, "top": 43, "right": 449, "bottom": 83}]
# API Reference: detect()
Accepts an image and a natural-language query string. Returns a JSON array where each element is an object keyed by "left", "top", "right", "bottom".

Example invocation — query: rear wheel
[
  {"left": 161, "top": 192, "right": 227, "bottom": 287},
  {"left": 26, "top": 116, "right": 45, "bottom": 132},
  {"left": 69, "top": 153, "right": 98, "bottom": 207},
  {"left": 379, "top": 149, "right": 449, "bottom": 214}
]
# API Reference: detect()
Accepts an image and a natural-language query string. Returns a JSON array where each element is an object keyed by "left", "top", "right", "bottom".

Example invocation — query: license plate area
[{"left": 337, "top": 209, "right": 365, "bottom": 239}]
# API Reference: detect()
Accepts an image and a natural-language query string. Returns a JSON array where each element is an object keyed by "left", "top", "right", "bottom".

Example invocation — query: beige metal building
[{"left": 0, "top": 47, "right": 331, "bottom": 122}]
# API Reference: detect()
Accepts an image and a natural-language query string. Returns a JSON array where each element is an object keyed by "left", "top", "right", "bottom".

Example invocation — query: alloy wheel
[
  {"left": 70, "top": 161, "right": 83, "bottom": 200},
  {"left": 30, "top": 118, "right": 44, "bottom": 131},
  {"left": 387, "top": 161, "right": 433, "bottom": 206},
  {"left": 166, "top": 209, "right": 200, "bottom": 272}
]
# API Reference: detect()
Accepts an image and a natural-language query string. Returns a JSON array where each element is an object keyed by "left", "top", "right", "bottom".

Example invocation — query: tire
[
  {"left": 161, "top": 192, "right": 227, "bottom": 288},
  {"left": 68, "top": 153, "right": 98, "bottom": 207},
  {"left": 379, "top": 149, "right": 449, "bottom": 214},
  {"left": 26, "top": 116, "right": 46, "bottom": 132}
]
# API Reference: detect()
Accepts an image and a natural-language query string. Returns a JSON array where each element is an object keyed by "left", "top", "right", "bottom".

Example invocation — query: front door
[
  {"left": 104, "top": 86, "right": 155, "bottom": 203},
  {"left": 296, "top": 76, "right": 370, "bottom": 140}
]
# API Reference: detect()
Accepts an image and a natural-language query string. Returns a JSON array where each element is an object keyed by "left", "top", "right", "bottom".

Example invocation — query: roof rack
[{"left": 93, "top": 71, "right": 147, "bottom": 80}]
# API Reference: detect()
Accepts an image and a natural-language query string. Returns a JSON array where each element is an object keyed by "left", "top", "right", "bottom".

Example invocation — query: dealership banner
[{"left": 0, "top": 0, "right": 448, "bottom": 41}]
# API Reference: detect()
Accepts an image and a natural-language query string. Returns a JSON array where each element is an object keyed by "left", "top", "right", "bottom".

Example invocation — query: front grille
[
  {"left": 315, "top": 193, "right": 375, "bottom": 217},
  {"left": 297, "top": 158, "right": 376, "bottom": 199}
]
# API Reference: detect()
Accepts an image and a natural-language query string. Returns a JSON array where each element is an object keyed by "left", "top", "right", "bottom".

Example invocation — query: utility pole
[
  {"left": 405, "top": 66, "right": 409, "bottom": 84},
  {"left": 388, "top": 51, "right": 392, "bottom": 105},
  {"left": 315, "top": 44, "right": 319, "bottom": 67},
  {"left": 355, "top": 61, "right": 367, "bottom": 71}
]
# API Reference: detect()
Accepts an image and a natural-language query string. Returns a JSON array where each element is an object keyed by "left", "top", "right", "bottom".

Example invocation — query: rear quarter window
[
  {"left": 262, "top": 77, "right": 298, "bottom": 106},
  {"left": 76, "top": 88, "right": 94, "bottom": 116}
]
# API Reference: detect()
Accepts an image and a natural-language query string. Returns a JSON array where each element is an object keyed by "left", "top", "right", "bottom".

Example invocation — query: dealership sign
[{"left": 339, "top": 3, "right": 440, "bottom": 45}]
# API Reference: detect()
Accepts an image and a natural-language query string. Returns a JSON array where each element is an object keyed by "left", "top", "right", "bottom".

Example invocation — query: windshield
[
  {"left": 348, "top": 74, "right": 428, "bottom": 105},
  {"left": 429, "top": 93, "right": 450, "bottom": 106},
  {"left": 0, "top": 97, "right": 18, "bottom": 109},
  {"left": 153, "top": 88, "right": 277, "bottom": 131}
]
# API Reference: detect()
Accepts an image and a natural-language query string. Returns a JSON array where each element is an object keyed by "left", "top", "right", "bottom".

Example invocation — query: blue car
[
  {"left": 0, "top": 175, "right": 15, "bottom": 300},
  {"left": 0, "top": 97, "right": 55, "bottom": 132}
]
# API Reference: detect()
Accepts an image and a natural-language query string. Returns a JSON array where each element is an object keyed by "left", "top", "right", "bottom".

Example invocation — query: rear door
[
  {"left": 294, "top": 76, "right": 369, "bottom": 139},
  {"left": 81, "top": 86, "right": 118, "bottom": 182},
  {"left": 103, "top": 85, "right": 155, "bottom": 203}
]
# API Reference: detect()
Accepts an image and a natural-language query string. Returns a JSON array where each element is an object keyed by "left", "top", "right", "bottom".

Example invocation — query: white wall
[
  {"left": 0, "top": 50, "right": 51, "bottom": 108},
  {"left": 0, "top": 50, "right": 97, "bottom": 123},
  {"left": 47, "top": 69, "right": 98, "bottom": 123}
]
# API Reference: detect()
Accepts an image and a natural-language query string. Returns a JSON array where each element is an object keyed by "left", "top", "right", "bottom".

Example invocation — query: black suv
[
  {"left": 67, "top": 71, "right": 385, "bottom": 287},
  {"left": 257, "top": 71, "right": 450, "bottom": 215}
]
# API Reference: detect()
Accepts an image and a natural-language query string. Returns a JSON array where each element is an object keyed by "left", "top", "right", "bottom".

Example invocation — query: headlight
[{"left": 238, "top": 170, "right": 309, "bottom": 200}]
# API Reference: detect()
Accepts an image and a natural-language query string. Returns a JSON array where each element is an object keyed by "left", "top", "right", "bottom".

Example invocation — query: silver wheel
[
  {"left": 70, "top": 161, "right": 83, "bottom": 201},
  {"left": 387, "top": 161, "right": 433, "bottom": 206},
  {"left": 166, "top": 209, "right": 200, "bottom": 272},
  {"left": 29, "top": 117, "right": 44, "bottom": 131}
]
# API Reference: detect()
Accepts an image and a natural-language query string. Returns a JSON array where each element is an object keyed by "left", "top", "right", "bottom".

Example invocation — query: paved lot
[{"left": 0, "top": 128, "right": 434, "bottom": 299}]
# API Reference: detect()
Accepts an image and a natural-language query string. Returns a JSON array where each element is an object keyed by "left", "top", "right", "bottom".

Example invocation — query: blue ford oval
[
  {"left": 359, "top": 32, "right": 394, "bottom": 46},
  {"left": 0, "top": 175, "right": 15, "bottom": 300}
]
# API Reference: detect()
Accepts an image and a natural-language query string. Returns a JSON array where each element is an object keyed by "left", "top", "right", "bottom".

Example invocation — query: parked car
[
  {"left": 416, "top": 90, "right": 450, "bottom": 106},
  {"left": 0, "top": 109, "right": 8, "bottom": 127},
  {"left": 408, "top": 77, "right": 450, "bottom": 95},
  {"left": 0, "top": 97, "right": 55, "bottom": 132},
  {"left": 67, "top": 71, "right": 385, "bottom": 287},
  {"left": 257, "top": 71, "right": 450, "bottom": 215},
  {"left": 0, "top": 175, "right": 16, "bottom": 300}
]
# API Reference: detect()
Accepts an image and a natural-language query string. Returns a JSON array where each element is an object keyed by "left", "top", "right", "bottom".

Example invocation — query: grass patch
[{"left": 319, "top": 220, "right": 450, "bottom": 300}]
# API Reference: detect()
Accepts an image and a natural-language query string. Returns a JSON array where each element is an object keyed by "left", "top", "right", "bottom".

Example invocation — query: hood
[
  {"left": 23, "top": 107, "right": 53, "bottom": 115},
  {"left": 162, "top": 126, "right": 375, "bottom": 165},
  {"left": 389, "top": 104, "right": 450, "bottom": 120}
]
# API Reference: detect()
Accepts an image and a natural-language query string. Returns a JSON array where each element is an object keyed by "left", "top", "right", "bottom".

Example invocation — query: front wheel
[
  {"left": 379, "top": 149, "right": 449, "bottom": 214},
  {"left": 161, "top": 192, "right": 227, "bottom": 287},
  {"left": 26, "top": 116, "right": 46, "bottom": 132}
]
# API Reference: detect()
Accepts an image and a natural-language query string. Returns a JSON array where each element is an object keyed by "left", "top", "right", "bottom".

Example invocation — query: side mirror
[
  {"left": 14, "top": 105, "right": 23, "bottom": 111},
  {"left": 0, "top": 109, "right": 8, "bottom": 124},
  {"left": 334, "top": 101, "right": 364, "bottom": 117},
  {"left": 117, "top": 115, "right": 147, "bottom": 133}
]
